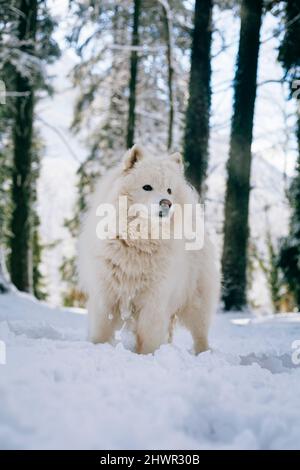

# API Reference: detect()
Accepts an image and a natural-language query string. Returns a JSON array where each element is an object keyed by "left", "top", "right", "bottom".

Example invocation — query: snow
[{"left": 1, "top": 292, "right": 300, "bottom": 450}]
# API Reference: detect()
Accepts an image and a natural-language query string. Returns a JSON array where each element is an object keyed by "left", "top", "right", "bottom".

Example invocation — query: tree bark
[
  {"left": 221, "top": 0, "right": 263, "bottom": 311},
  {"left": 10, "top": 0, "right": 37, "bottom": 292},
  {"left": 277, "top": 0, "right": 300, "bottom": 309},
  {"left": 126, "top": 0, "right": 141, "bottom": 149},
  {"left": 279, "top": 114, "right": 300, "bottom": 310},
  {"left": 160, "top": 0, "right": 174, "bottom": 150},
  {"left": 0, "top": 247, "right": 11, "bottom": 293},
  {"left": 292, "top": 113, "right": 300, "bottom": 308},
  {"left": 183, "top": 0, "right": 213, "bottom": 194}
]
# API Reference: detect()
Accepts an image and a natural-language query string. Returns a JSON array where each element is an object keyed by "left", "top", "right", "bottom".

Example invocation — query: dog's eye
[
  {"left": 143, "top": 185, "right": 153, "bottom": 191},
  {"left": 167, "top": 188, "right": 172, "bottom": 195}
]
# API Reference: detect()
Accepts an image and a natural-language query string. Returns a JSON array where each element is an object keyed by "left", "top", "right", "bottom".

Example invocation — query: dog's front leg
[
  {"left": 136, "top": 301, "right": 169, "bottom": 354},
  {"left": 88, "top": 292, "right": 119, "bottom": 344}
]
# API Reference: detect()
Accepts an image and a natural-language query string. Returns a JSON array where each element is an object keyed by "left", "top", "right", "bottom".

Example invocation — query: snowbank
[{"left": 0, "top": 292, "right": 300, "bottom": 449}]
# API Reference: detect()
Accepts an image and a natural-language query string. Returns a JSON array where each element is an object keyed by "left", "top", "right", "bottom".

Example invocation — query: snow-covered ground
[{"left": 0, "top": 292, "right": 300, "bottom": 450}]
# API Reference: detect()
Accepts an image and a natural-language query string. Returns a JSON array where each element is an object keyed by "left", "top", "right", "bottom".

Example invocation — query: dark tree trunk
[
  {"left": 0, "top": 247, "right": 11, "bottom": 293},
  {"left": 161, "top": 1, "right": 174, "bottom": 150},
  {"left": 221, "top": 0, "right": 263, "bottom": 311},
  {"left": 10, "top": 0, "right": 37, "bottom": 292},
  {"left": 126, "top": 0, "right": 141, "bottom": 149},
  {"left": 292, "top": 114, "right": 300, "bottom": 308},
  {"left": 279, "top": 115, "right": 300, "bottom": 310},
  {"left": 277, "top": 0, "right": 300, "bottom": 310},
  {"left": 183, "top": 0, "right": 213, "bottom": 194}
]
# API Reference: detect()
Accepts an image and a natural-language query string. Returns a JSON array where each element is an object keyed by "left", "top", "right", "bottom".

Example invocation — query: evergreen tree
[
  {"left": 279, "top": 118, "right": 300, "bottom": 308},
  {"left": 10, "top": 0, "right": 38, "bottom": 292},
  {"left": 221, "top": 0, "right": 263, "bottom": 311},
  {"left": 126, "top": 0, "right": 141, "bottom": 148},
  {"left": 277, "top": 0, "right": 300, "bottom": 309},
  {"left": 31, "top": 135, "right": 47, "bottom": 300},
  {"left": 1, "top": 0, "right": 59, "bottom": 294},
  {"left": 160, "top": 0, "right": 175, "bottom": 150},
  {"left": 183, "top": 0, "right": 213, "bottom": 194},
  {"left": 69, "top": 0, "right": 192, "bottom": 168},
  {"left": 0, "top": 0, "right": 19, "bottom": 292}
]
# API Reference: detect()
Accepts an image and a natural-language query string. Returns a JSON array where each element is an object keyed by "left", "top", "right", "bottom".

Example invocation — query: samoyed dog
[{"left": 78, "top": 145, "right": 220, "bottom": 354}]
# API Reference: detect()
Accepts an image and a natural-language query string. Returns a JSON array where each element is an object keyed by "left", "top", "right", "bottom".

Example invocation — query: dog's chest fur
[{"left": 102, "top": 239, "right": 170, "bottom": 301}]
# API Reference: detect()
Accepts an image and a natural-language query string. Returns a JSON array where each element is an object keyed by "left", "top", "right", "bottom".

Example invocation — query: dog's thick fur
[{"left": 78, "top": 145, "right": 220, "bottom": 354}]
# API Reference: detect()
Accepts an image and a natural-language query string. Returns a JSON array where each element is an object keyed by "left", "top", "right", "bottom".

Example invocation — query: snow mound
[{"left": 0, "top": 292, "right": 300, "bottom": 449}]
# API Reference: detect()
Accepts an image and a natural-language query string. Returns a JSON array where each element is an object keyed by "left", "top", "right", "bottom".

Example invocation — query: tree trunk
[
  {"left": 183, "top": 0, "right": 213, "bottom": 194},
  {"left": 0, "top": 247, "right": 11, "bottom": 293},
  {"left": 9, "top": 0, "right": 37, "bottom": 292},
  {"left": 292, "top": 113, "right": 300, "bottom": 308},
  {"left": 221, "top": 0, "right": 263, "bottom": 311},
  {"left": 277, "top": 0, "right": 300, "bottom": 310},
  {"left": 126, "top": 0, "right": 141, "bottom": 149},
  {"left": 279, "top": 114, "right": 300, "bottom": 310},
  {"left": 160, "top": 0, "right": 174, "bottom": 150}
]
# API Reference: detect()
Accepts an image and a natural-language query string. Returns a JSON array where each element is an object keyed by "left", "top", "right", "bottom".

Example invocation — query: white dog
[{"left": 78, "top": 145, "right": 220, "bottom": 354}]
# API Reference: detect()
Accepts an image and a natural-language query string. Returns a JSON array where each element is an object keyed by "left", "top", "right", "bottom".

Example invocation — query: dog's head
[{"left": 120, "top": 144, "right": 184, "bottom": 221}]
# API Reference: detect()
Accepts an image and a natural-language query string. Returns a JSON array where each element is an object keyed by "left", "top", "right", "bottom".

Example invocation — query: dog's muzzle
[{"left": 159, "top": 199, "right": 172, "bottom": 218}]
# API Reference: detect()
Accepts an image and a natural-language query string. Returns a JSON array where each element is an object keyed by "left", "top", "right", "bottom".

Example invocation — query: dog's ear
[
  {"left": 123, "top": 144, "right": 144, "bottom": 171},
  {"left": 170, "top": 152, "right": 183, "bottom": 170}
]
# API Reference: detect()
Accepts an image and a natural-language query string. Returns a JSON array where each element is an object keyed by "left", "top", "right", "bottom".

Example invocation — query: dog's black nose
[{"left": 159, "top": 199, "right": 172, "bottom": 208}]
